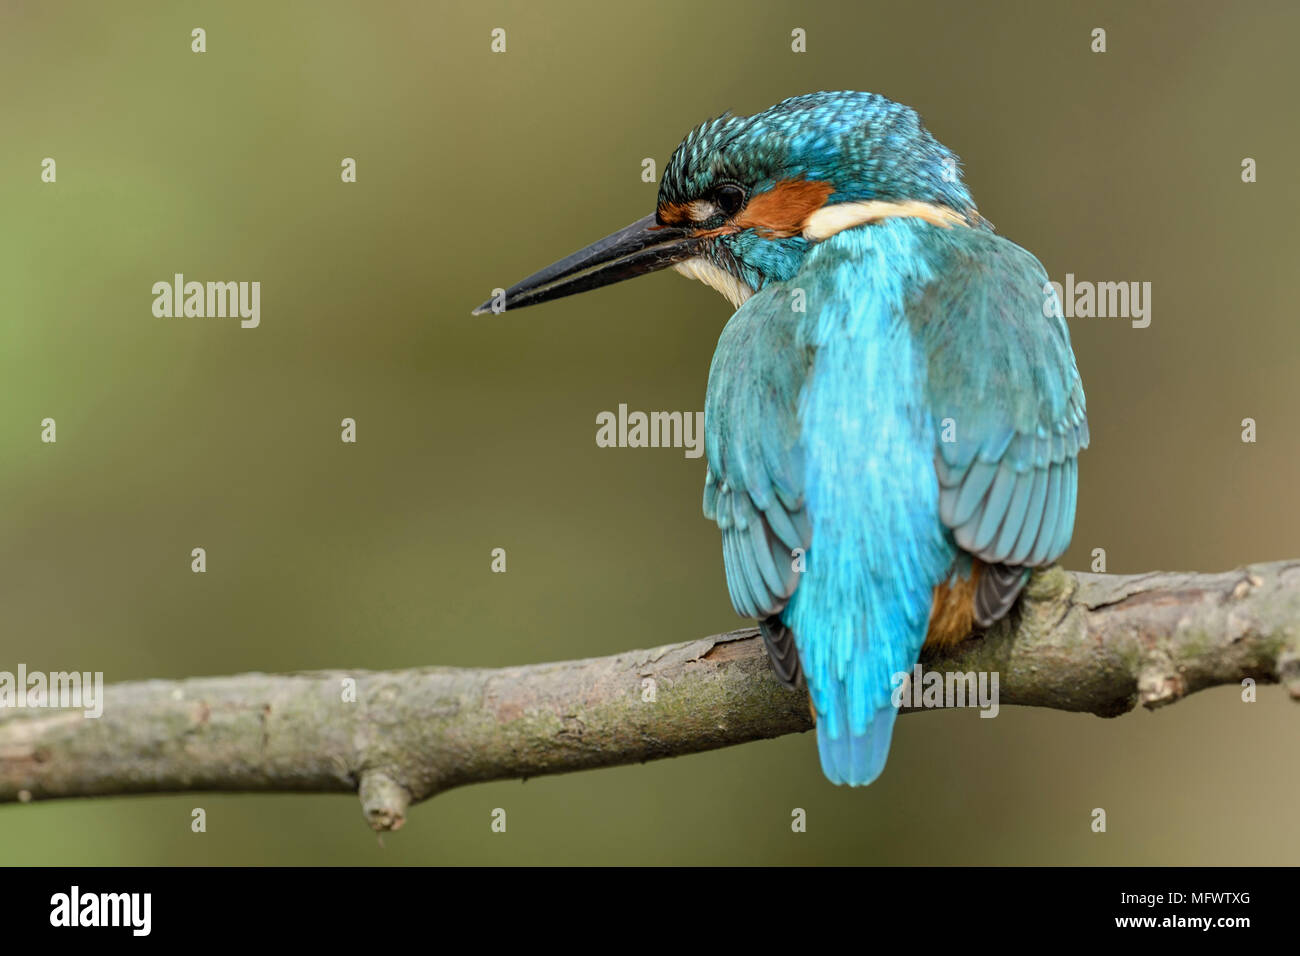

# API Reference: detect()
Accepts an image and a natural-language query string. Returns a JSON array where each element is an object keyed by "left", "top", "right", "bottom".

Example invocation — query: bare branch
[{"left": 2, "top": 562, "right": 1297, "bottom": 830}]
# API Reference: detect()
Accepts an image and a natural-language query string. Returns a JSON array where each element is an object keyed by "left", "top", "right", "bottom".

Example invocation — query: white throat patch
[{"left": 672, "top": 258, "right": 754, "bottom": 309}]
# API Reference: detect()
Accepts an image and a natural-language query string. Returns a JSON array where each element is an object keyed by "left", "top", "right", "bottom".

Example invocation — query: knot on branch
[
  {"left": 359, "top": 771, "right": 410, "bottom": 832},
  {"left": 1023, "top": 565, "right": 1076, "bottom": 604},
  {"left": 1137, "top": 652, "right": 1187, "bottom": 709},
  {"left": 1278, "top": 645, "right": 1300, "bottom": 700}
]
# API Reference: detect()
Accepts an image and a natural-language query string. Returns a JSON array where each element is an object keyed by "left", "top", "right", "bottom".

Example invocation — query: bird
[{"left": 473, "top": 91, "right": 1088, "bottom": 787}]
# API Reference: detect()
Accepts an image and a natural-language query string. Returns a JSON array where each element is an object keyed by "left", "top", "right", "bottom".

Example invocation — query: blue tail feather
[{"left": 815, "top": 703, "right": 899, "bottom": 786}]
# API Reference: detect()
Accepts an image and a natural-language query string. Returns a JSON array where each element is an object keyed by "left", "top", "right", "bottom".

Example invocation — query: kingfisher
[{"left": 473, "top": 91, "right": 1088, "bottom": 786}]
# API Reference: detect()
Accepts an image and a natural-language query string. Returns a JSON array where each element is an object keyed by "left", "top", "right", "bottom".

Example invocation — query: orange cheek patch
[
  {"left": 735, "top": 179, "right": 834, "bottom": 238},
  {"left": 656, "top": 202, "right": 694, "bottom": 226}
]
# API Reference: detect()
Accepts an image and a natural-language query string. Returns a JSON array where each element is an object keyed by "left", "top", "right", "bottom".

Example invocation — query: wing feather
[
  {"left": 911, "top": 229, "right": 1088, "bottom": 610},
  {"left": 703, "top": 285, "right": 813, "bottom": 620}
]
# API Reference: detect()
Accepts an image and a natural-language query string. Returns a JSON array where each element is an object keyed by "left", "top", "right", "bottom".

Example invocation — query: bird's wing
[
  {"left": 912, "top": 229, "right": 1089, "bottom": 584},
  {"left": 703, "top": 284, "right": 812, "bottom": 625}
]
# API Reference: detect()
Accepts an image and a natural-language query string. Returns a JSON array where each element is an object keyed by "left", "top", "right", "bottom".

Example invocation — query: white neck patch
[
  {"left": 672, "top": 200, "right": 971, "bottom": 308},
  {"left": 802, "top": 199, "right": 970, "bottom": 241}
]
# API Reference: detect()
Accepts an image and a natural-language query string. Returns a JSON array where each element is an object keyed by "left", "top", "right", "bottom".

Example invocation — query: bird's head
[{"left": 473, "top": 91, "right": 979, "bottom": 315}]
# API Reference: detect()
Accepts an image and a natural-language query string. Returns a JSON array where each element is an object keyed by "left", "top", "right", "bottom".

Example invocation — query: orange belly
[{"left": 924, "top": 559, "right": 982, "bottom": 649}]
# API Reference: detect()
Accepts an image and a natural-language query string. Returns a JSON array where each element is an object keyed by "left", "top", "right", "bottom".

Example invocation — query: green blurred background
[{"left": 2, "top": 0, "right": 1297, "bottom": 864}]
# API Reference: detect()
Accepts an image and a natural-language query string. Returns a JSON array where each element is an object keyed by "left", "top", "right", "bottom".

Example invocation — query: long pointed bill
[{"left": 471, "top": 213, "right": 704, "bottom": 315}]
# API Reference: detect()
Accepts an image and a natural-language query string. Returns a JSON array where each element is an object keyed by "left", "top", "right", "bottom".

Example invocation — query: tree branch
[{"left": 2, "top": 562, "right": 1298, "bottom": 830}]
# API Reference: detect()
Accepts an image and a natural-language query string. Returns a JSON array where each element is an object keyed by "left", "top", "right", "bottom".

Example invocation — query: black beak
[{"left": 471, "top": 213, "right": 704, "bottom": 315}]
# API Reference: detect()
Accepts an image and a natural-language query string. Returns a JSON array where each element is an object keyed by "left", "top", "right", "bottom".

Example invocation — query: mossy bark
[{"left": 2, "top": 561, "right": 1297, "bottom": 831}]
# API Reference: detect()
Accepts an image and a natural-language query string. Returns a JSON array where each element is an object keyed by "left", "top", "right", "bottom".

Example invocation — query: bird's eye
[{"left": 713, "top": 183, "right": 746, "bottom": 217}]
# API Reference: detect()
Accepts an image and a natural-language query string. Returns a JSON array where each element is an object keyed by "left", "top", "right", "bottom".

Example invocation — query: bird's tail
[{"left": 815, "top": 702, "right": 899, "bottom": 787}]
